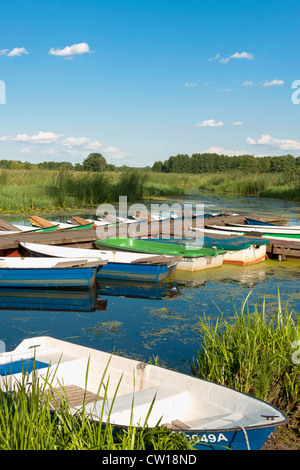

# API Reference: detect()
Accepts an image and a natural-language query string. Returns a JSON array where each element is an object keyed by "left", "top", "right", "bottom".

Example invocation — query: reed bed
[
  {"left": 191, "top": 292, "right": 300, "bottom": 447},
  {"left": 0, "top": 169, "right": 149, "bottom": 213},
  {"left": 0, "top": 168, "right": 299, "bottom": 214}
]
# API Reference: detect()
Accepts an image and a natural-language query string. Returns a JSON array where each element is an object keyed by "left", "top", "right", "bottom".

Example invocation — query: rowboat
[
  {"left": 94, "top": 238, "right": 226, "bottom": 272},
  {"left": 146, "top": 237, "right": 268, "bottom": 266},
  {"left": 206, "top": 224, "right": 300, "bottom": 239},
  {"left": 227, "top": 223, "right": 300, "bottom": 232},
  {"left": 245, "top": 218, "right": 275, "bottom": 226},
  {"left": 20, "top": 243, "right": 179, "bottom": 282},
  {"left": 0, "top": 336, "right": 288, "bottom": 450},
  {"left": 190, "top": 226, "right": 300, "bottom": 244},
  {"left": 0, "top": 257, "right": 106, "bottom": 288}
]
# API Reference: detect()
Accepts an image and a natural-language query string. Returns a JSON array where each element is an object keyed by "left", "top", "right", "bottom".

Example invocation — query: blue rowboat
[
  {"left": 0, "top": 257, "right": 105, "bottom": 289},
  {"left": 0, "top": 336, "right": 288, "bottom": 450},
  {"left": 20, "top": 243, "right": 179, "bottom": 282}
]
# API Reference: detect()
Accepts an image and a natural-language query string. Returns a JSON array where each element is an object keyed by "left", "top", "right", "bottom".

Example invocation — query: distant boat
[
  {"left": 245, "top": 218, "right": 275, "bottom": 226},
  {"left": 0, "top": 336, "right": 288, "bottom": 450},
  {"left": 0, "top": 257, "right": 106, "bottom": 288},
  {"left": 94, "top": 238, "right": 226, "bottom": 272},
  {"left": 206, "top": 224, "right": 300, "bottom": 239},
  {"left": 227, "top": 223, "right": 300, "bottom": 232},
  {"left": 20, "top": 242, "right": 179, "bottom": 282}
]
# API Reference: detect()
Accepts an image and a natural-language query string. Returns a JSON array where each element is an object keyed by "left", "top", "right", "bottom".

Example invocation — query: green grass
[
  {"left": 0, "top": 367, "right": 193, "bottom": 450},
  {"left": 0, "top": 169, "right": 150, "bottom": 213},
  {"left": 0, "top": 168, "right": 299, "bottom": 214}
]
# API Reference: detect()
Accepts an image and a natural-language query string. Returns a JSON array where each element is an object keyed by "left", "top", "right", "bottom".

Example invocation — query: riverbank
[{"left": 0, "top": 168, "right": 299, "bottom": 215}]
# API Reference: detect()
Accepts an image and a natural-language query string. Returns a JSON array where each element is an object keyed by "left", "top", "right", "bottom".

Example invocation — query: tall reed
[
  {"left": 0, "top": 366, "right": 193, "bottom": 450},
  {"left": 191, "top": 292, "right": 300, "bottom": 410}
]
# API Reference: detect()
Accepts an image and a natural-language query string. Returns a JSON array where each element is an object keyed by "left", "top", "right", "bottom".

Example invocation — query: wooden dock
[
  {"left": 0, "top": 214, "right": 298, "bottom": 260},
  {"left": 204, "top": 213, "right": 290, "bottom": 227}
]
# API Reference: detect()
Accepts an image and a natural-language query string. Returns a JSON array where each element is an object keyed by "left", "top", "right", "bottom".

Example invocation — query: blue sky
[{"left": 0, "top": 0, "right": 299, "bottom": 167}]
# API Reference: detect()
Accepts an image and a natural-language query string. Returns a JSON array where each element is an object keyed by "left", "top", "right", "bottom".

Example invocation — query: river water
[{"left": 1, "top": 192, "right": 299, "bottom": 372}]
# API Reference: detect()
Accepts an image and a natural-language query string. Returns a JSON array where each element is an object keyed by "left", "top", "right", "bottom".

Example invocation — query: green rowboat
[{"left": 95, "top": 238, "right": 225, "bottom": 258}]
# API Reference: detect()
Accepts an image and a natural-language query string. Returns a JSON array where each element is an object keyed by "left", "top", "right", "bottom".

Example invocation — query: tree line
[
  {"left": 152, "top": 153, "right": 300, "bottom": 174},
  {"left": 0, "top": 153, "right": 116, "bottom": 172}
]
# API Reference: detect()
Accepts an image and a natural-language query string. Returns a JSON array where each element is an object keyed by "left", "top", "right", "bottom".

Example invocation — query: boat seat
[
  {"left": 47, "top": 384, "right": 102, "bottom": 409},
  {"left": 83, "top": 385, "right": 189, "bottom": 426}
]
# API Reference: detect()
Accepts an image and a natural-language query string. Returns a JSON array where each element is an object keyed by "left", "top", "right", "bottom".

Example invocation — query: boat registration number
[{"left": 192, "top": 433, "right": 228, "bottom": 444}]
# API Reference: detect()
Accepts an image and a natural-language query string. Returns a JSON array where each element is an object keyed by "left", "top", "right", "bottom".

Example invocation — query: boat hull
[
  {"left": 184, "top": 425, "right": 277, "bottom": 450},
  {"left": 98, "top": 261, "right": 177, "bottom": 282},
  {"left": 176, "top": 254, "right": 225, "bottom": 271},
  {"left": 19, "top": 243, "right": 178, "bottom": 282},
  {"left": 223, "top": 245, "right": 267, "bottom": 266},
  {"left": 0, "top": 265, "right": 98, "bottom": 288}
]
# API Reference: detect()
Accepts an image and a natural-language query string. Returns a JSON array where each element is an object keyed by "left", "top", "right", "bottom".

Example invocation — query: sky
[{"left": 0, "top": 0, "right": 299, "bottom": 167}]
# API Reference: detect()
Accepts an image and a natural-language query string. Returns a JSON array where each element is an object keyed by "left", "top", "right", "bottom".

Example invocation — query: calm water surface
[{"left": 1, "top": 192, "right": 299, "bottom": 372}]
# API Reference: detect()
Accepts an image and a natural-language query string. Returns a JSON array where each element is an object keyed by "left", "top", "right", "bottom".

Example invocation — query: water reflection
[
  {"left": 0, "top": 287, "right": 107, "bottom": 312},
  {"left": 97, "top": 280, "right": 181, "bottom": 300}
]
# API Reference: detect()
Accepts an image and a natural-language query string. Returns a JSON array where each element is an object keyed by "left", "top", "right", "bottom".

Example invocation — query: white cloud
[
  {"left": 0, "top": 47, "right": 28, "bottom": 57},
  {"left": 62, "top": 136, "right": 102, "bottom": 150},
  {"left": 217, "top": 88, "right": 235, "bottom": 93},
  {"left": 7, "top": 47, "right": 28, "bottom": 57},
  {"left": 219, "top": 51, "right": 254, "bottom": 64},
  {"left": 262, "top": 79, "right": 284, "bottom": 87},
  {"left": 13, "top": 131, "right": 63, "bottom": 144},
  {"left": 243, "top": 80, "right": 254, "bottom": 86},
  {"left": 232, "top": 121, "right": 243, "bottom": 126},
  {"left": 20, "top": 147, "right": 31, "bottom": 153},
  {"left": 0, "top": 135, "right": 10, "bottom": 141},
  {"left": 208, "top": 53, "right": 221, "bottom": 61},
  {"left": 103, "top": 146, "right": 128, "bottom": 159},
  {"left": 205, "top": 146, "right": 249, "bottom": 156},
  {"left": 184, "top": 82, "right": 198, "bottom": 88},
  {"left": 195, "top": 119, "right": 224, "bottom": 127},
  {"left": 247, "top": 134, "right": 300, "bottom": 150},
  {"left": 49, "top": 42, "right": 91, "bottom": 57}
]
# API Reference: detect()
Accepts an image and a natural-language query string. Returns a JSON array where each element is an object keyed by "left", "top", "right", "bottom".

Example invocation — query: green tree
[
  {"left": 152, "top": 161, "right": 164, "bottom": 172},
  {"left": 82, "top": 153, "right": 107, "bottom": 172}
]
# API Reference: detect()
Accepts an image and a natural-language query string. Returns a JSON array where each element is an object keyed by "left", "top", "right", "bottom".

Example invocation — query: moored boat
[
  {"left": 94, "top": 238, "right": 226, "bottom": 272},
  {"left": 145, "top": 237, "right": 268, "bottom": 266},
  {"left": 20, "top": 242, "right": 179, "bottom": 282},
  {"left": 0, "top": 257, "right": 106, "bottom": 288},
  {"left": 0, "top": 336, "right": 288, "bottom": 450}
]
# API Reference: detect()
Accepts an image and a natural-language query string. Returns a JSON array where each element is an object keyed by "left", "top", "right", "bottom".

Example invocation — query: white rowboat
[{"left": 0, "top": 336, "right": 288, "bottom": 451}]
